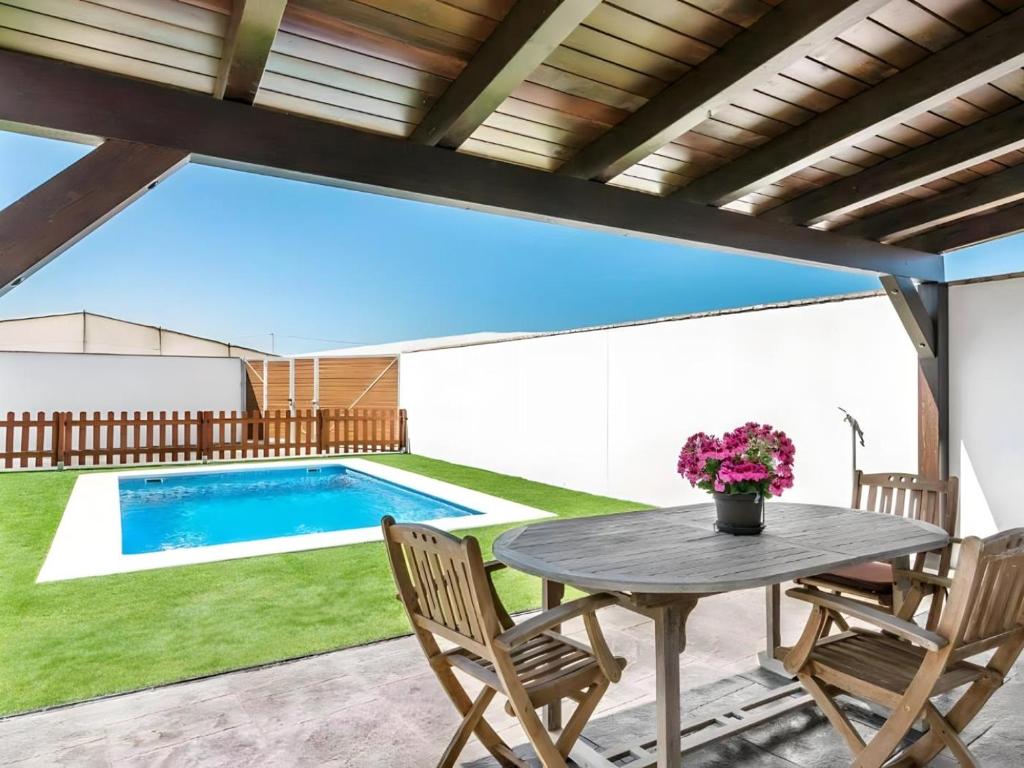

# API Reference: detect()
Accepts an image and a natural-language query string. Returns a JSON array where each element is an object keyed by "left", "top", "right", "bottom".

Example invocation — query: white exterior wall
[
  {"left": 949, "top": 276, "right": 1024, "bottom": 536},
  {"left": 0, "top": 352, "right": 245, "bottom": 414},
  {"left": 400, "top": 295, "right": 919, "bottom": 509}
]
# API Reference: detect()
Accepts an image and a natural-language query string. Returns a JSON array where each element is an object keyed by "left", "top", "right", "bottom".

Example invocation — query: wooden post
[
  {"left": 52, "top": 411, "right": 64, "bottom": 468},
  {"left": 881, "top": 277, "right": 948, "bottom": 480},
  {"left": 917, "top": 283, "right": 949, "bottom": 480},
  {"left": 198, "top": 411, "right": 210, "bottom": 462},
  {"left": 316, "top": 408, "right": 326, "bottom": 455},
  {"left": 399, "top": 409, "right": 408, "bottom": 453}
]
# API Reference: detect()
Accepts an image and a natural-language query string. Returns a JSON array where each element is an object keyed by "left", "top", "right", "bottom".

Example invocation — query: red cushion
[{"left": 809, "top": 561, "right": 894, "bottom": 595}]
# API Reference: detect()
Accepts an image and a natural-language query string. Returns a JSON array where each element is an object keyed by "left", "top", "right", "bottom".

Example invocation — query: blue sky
[{"left": 0, "top": 130, "right": 1018, "bottom": 355}]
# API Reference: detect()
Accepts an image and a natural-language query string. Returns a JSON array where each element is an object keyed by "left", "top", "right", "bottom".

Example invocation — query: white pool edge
[{"left": 36, "top": 458, "right": 554, "bottom": 583}]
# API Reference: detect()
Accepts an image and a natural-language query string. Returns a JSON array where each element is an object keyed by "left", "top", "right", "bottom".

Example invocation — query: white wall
[
  {"left": 0, "top": 352, "right": 245, "bottom": 414},
  {"left": 400, "top": 295, "right": 919, "bottom": 509},
  {"left": 949, "top": 276, "right": 1024, "bottom": 536}
]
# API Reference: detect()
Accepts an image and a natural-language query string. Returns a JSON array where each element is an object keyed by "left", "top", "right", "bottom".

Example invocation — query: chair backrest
[
  {"left": 853, "top": 471, "right": 959, "bottom": 537},
  {"left": 940, "top": 528, "right": 1024, "bottom": 657},
  {"left": 381, "top": 516, "right": 501, "bottom": 660}
]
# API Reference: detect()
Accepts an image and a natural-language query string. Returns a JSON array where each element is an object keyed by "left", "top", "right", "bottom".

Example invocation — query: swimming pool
[
  {"left": 120, "top": 465, "right": 480, "bottom": 554},
  {"left": 38, "top": 458, "right": 554, "bottom": 582}
]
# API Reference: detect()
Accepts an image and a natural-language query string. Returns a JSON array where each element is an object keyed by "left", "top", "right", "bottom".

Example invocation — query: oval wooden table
[{"left": 493, "top": 502, "right": 949, "bottom": 768}]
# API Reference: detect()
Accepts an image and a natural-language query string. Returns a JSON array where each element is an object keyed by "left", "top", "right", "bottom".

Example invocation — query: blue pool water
[{"left": 119, "top": 465, "right": 480, "bottom": 554}]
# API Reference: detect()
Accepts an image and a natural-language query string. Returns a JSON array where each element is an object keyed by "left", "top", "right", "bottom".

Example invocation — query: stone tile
[
  {"left": 103, "top": 694, "right": 253, "bottom": 763},
  {"left": 119, "top": 725, "right": 265, "bottom": 768},
  {"left": 5, "top": 738, "right": 111, "bottom": 768}
]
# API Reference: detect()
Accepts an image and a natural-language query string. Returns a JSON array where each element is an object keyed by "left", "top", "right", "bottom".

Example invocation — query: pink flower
[{"left": 677, "top": 422, "right": 796, "bottom": 498}]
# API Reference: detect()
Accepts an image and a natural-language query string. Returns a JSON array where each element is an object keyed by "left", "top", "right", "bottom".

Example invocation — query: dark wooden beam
[
  {"left": 915, "top": 283, "right": 948, "bottom": 480},
  {"left": 898, "top": 202, "right": 1024, "bottom": 253},
  {"left": 676, "top": 10, "right": 1024, "bottom": 207},
  {"left": 0, "top": 140, "right": 189, "bottom": 295},
  {"left": 880, "top": 275, "right": 936, "bottom": 358},
  {"left": 881, "top": 277, "right": 946, "bottom": 478},
  {"left": 411, "top": 0, "right": 601, "bottom": 148},
  {"left": 841, "top": 164, "right": 1024, "bottom": 242},
  {"left": 0, "top": 50, "right": 943, "bottom": 280},
  {"left": 214, "top": 0, "right": 288, "bottom": 103},
  {"left": 766, "top": 104, "right": 1024, "bottom": 226},
  {"left": 558, "top": 0, "right": 888, "bottom": 182}
]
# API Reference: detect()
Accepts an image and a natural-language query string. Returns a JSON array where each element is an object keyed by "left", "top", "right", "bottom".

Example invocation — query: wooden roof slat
[
  {"left": 898, "top": 201, "right": 1024, "bottom": 252},
  {"left": 544, "top": 45, "right": 668, "bottom": 97},
  {"left": 810, "top": 38, "right": 897, "bottom": 85},
  {"left": 290, "top": 0, "right": 480, "bottom": 58},
  {"left": 255, "top": 88, "right": 412, "bottom": 136},
  {"left": 87, "top": 0, "right": 229, "bottom": 35},
  {"left": 583, "top": 4, "right": 717, "bottom": 66},
  {"left": 509, "top": 80, "right": 628, "bottom": 125},
  {"left": 914, "top": 0, "right": 1002, "bottom": 33},
  {"left": 350, "top": 0, "right": 498, "bottom": 42},
  {"left": 0, "top": 26, "right": 215, "bottom": 91},
  {"left": 838, "top": 18, "right": 929, "bottom": 69},
  {"left": 410, "top": 0, "right": 600, "bottom": 148},
  {"left": 841, "top": 164, "right": 1024, "bottom": 241},
  {"left": 767, "top": 102, "right": 1024, "bottom": 225},
  {"left": 214, "top": 0, "right": 287, "bottom": 102},
  {"left": 267, "top": 51, "right": 436, "bottom": 106},
  {"left": 608, "top": 0, "right": 743, "bottom": 47},
  {"left": 557, "top": 0, "right": 889, "bottom": 182},
  {"left": 0, "top": 3, "right": 219, "bottom": 75},
  {"left": 870, "top": 0, "right": 965, "bottom": 52},
  {"left": 678, "top": 9, "right": 1024, "bottom": 206},
  {"left": 272, "top": 30, "right": 450, "bottom": 94},
  {"left": 561, "top": 25, "right": 690, "bottom": 82},
  {"left": 0, "top": 48, "right": 943, "bottom": 279},
  {"left": 5, "top": 0, "right": 223, "bottom": 55},
  {"left": 281, "top": 5, "right": 466, "bottom": 77},
  {"left": 259, "top": 70, "right": 427, "bottom": 122},
  {"left": 526, "top": 64, "right": 648, "bottom": 111}
]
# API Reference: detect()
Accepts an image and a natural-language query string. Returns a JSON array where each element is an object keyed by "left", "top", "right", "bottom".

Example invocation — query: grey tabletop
[{"left": 492, "top": 502, "right": 950, "bottom": 595}]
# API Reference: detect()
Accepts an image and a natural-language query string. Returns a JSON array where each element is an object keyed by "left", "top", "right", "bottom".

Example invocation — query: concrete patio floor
[{"left": 2, "top": 587, "right": 1020, "bottom": 767}]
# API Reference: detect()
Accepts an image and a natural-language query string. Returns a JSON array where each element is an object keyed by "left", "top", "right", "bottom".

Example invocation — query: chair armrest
[
  {"left": 786, "top": 588, "right": 948, "bottom": 651},
  {"left": 893, "top": 569, "right": 953, "bottom": 589},
  {"left": 494, "top": 594, "right": 617, "bottom": 651},
  {"left": 483, "top": 560, "right": 507, "bottom": 574}
]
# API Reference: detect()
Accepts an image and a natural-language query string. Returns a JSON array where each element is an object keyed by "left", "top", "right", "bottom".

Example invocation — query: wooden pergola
[{"left": 2, "top": 0, "right": 1023, "bottom": 481}]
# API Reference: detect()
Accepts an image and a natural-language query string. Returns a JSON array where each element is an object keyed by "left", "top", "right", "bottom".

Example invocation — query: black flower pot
[{"left": 713, "top": 492, "right": 765, "bottom": 535}]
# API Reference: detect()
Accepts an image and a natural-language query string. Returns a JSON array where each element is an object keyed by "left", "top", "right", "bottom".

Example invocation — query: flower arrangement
[{"left": 677, "top": 422, "right": 795, "bottom": 499}]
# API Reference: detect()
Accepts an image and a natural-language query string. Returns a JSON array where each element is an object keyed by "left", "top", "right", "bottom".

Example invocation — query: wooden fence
[{"left": 0, "top": 408, "right": 407, "bottom": 470}]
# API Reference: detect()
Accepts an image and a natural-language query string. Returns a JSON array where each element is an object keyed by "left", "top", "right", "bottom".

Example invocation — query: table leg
[
  {"left": 543, "top": 578, "right": 565, "bottom": 732},
  {"left": 757, "top": 583, "right": 793, "bottom": 678},
  {"left": 890, "top": 554, "right": 912, "bottom": 616},
  {"left": 653, "top": 598, "right": 698, "bottom": 768}
]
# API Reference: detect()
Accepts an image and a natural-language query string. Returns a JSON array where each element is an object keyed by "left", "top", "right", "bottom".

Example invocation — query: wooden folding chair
[
  {"left": 783, "top": 528, "right": 1024, "bottom": 768},
  {"left": 381, "top": 516, "right": 626, "bottom": 768},
  {"left": 796, "top": 472, "right": 959, "bottom": 630}
]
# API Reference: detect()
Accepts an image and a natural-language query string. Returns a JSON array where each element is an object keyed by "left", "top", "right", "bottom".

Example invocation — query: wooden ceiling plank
[
  {"left": 0, "top": 139, "right": 189, "bottom": 295},
  {"left": 766, "top": 102, "right": 1024, "bottom": 225},
  {"left": 0, "top": 49, "right": 942, "bottom": 280},
  {"left": 898, "top": 202, "right": 1024, "bottom": 252},
  {"left": 679, "top": 9, "right": 1024, "bottom": 207},
  {"left": 557, "top": 0, "right": 890, "bottom": 182},
  {"left": 842, "top": 164, "right": 1024, "bottom": 241},
  {"left": 410, "top": 0, "right": 601, "bottom": 148},
  {"left": 215, "top": 0, "right": 288, "bottom": 102}
]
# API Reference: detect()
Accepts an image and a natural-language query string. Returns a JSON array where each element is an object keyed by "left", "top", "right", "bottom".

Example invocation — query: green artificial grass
[{"left": 0, "top": 455, "right": 642, "bottom": 716}]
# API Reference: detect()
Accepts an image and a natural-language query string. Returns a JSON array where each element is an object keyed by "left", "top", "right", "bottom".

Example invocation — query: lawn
[{"left": 0, "top": 454, "right": 642, "bottom": 716}]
